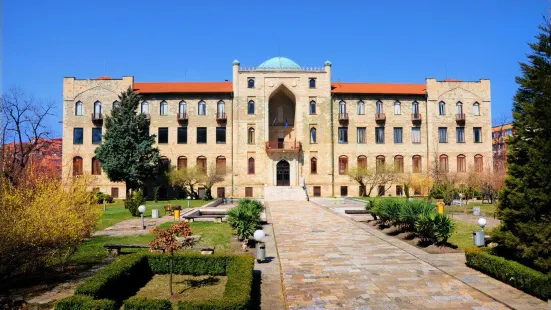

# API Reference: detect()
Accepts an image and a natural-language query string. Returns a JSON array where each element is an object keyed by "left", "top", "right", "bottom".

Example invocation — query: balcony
[
  {"left": 265, "top": 141, "right": 302, "bottom": 153},
  {"left": 177, "top": 113, "right": 188, "bottom": 122},
  {"left": 411, "top": 113, "right": 422, "bottom": 123},
  {"left": 375, "top": 113, "right": 386, "bottom": 122},
  {"left": 216, "top": 112, "right": 227, "bottom": 122},
  {"left": 91, "top": 113, "right": 103, "bottom": 123},
  {"left": 456, "top": 113, "right": 466, "bottom": 124},
  {"left": 338, "top": 113, "right": 348, "bottom": 122}
]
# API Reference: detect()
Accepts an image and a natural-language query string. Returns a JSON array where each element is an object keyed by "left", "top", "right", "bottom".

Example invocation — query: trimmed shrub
[
  {"left": 465, "top": 248, "right": 551, "bottom": 300},
  {"left": 125, "top": 190, "right": 146, "bottom": 216},
  {"left": 148, "top": 254, "right": 228, "bottom": 275},
  {"left": 55, "top": 295, "right": 116, "bottom": 310},
  {"left": 124, "top": 297, "right": 172, "bottom": 310}
]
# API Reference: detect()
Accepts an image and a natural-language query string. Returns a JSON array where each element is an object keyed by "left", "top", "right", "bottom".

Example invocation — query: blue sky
[{"left": 2, "top": 0, "right": 548, "bottom": 137}]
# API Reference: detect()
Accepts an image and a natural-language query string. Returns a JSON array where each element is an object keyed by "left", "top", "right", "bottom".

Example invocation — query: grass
[
  {"left": 135, "top": 274, "right": 227, "bottom": 301},
  {"left": 446, "top": 201, "right": 497, "bottom": 217},
  {"left": 448, "top": 220, "right": 494, "bottom": 251},
  {"left": 160, "top": 221, "right": 234, "bottom": 254}
]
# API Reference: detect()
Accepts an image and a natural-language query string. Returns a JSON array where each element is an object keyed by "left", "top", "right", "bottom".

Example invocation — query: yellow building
[{"left": 62, "top": 57, "right": 492, "bottom": 199}]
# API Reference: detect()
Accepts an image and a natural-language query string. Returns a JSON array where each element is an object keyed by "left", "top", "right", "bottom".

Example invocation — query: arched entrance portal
[{"left": 276, "top": 160, "right": 290, "bottom": 186}]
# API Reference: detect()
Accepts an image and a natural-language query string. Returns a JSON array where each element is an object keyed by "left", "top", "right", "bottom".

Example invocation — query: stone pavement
[
  {"left": 93, "top": 215, "right": 176, "bottom": 236},
  {"left": 268, "top": 200, "right": 547, "bottom": 309}
]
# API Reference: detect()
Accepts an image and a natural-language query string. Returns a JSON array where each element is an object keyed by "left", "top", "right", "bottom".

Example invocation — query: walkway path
[{"left": 269, "top": 201, "right": 547, "bottom": 309}]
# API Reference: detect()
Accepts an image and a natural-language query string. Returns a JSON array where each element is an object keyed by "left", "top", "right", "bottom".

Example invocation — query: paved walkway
[
  {"left": 269, "top": 201, "right": 547, "bottom": 309},
  {"left": 93, "top": 216, "right": 175, "bottom": 236}
]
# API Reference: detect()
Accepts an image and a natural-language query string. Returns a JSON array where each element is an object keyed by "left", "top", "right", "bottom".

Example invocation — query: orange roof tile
[
  {"left": 134, "top": 82, "right": 233, "bottom": 94},
  {"left": 331, "top": 83, "right": 426, "bottom": 95},
  {"left": 444, "top": 78, "right": 462, "bottom": 82},
  {"left": 95, "top": 76, "right": 112, "bottom": 80}
]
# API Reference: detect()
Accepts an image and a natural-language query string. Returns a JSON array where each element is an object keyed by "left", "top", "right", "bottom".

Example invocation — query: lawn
[
  {"left": 448, "top": 220, "right": 493, "bottom": 251},
  {"left": 135, "top": 274, "right": 227, "bottom": 301}
]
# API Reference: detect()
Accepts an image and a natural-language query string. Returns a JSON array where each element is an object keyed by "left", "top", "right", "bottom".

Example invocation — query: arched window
[
  {"left": 339, "top": 100, "right": 346, "bottom": 117},
  {"left": 179, "top": 101, "right": 187, "bottom": 116},
  {"left": 160, "top": 156, "right": 170, "bottom": 173},
  {"left": 412, "top": 155, "right": 422, "bottom": 173},
  {"left": 394, "top": 155, "right": 404, "bottom": 173},
  {"left": 92, "top": 157, "right": 101, "bottom": 175},
  {"left": 141, "top": 101, "right": 149, "bottom": 114},
  {"left": 310, "top": 128, "right": 317, "bottom": 144},
  {"left": 216, "top": 156, "right": 226, "bottom": 175},
  {"left": 177, "top": 156, "right": 187, "bottom": 170},
  {"left": 309, "top": 100, "right": 316, "bottom": 115},
  {"left": 439, "top": 154, "right": 449, "bottom": 172},
  {"left": 310, "top": 157, "right": 317, "bottom": 174},
  {"left": 412, "top": 101, "right": 419, "bottom": 116},
  {"left": 456, "top": 101, "right": 463, "bottom": 115},
  {"left": 197, "top": 156, "right": 207, "bottom": 173},
  {"left": 309, "top": 78, "right": 316, "bottom": 88},
  {"left": 248, "top": 157, "right": 255, "bottom": 174},
  {"left": 376, "top": 100, "right": 383, "bottom": 114},
  {"left": 473, "top": 102, "right": 480, "bottom": 116},
  {"left": 94, "top": 101, "right": 102, "bottom": 117},
  {"left": 248, "top": 100, "right": 255, "bottom": 115},
  {"left": 112, "top": 101, "right": 120, "bottom": 110},
  {"left": 72, "top": 156, "right": 83, "bottom": 176},
  {"left": 248, "top": 128, "right": 255, "bottom": 144},
  {"left": 376, "top": 155, "right": 385, "bottom": 172},
  {"left": 475, "top": 154, "right": 483, "bottom": 173},
  {"left": 439, "top": 101, "right": 445, "bottom": 115},
  {"left": 217, "top": 100, "right": 225, "bottom": 118},
  {"left": 248, "top": 78, "right": 255, "bottom": 88},
  {"left": 75, "top": 101, "right": 83, "bottom": 116},
  {"left": 357, "top": 100, "right": 365, "bottom": 115},
  {"left": 338, "top": 155, "right": 348, "bottom": 175},
  {"left": 457, "top": 154, "right": 466, "bottom": 172},
  {"left": 394, "top": 101, "right": 401, "bottom": 115},
  {"left": 198, "top": 100, "right": 206, "bottom": 115},
  {"left": 357, "top": 155, "right": 367, "bottom": 169},
  {"left": 160, "top": 101, "right": 168, "bottom": 115}
]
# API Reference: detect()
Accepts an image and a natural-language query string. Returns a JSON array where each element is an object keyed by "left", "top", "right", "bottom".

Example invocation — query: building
[
  {"left": 492, "top": 122, "right": 514, "bottom": 167},
  {"left": 62, "top": 57, "right": 492, "bottom": 199}
]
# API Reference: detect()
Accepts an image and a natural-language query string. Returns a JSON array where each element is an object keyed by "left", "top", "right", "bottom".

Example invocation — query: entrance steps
[{"left": 264, "top": 186, "right": 308, "bottom": 201}]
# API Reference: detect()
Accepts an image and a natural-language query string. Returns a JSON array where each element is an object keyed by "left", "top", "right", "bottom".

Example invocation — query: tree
[
  {"left": 493, "top": 20, "right": 551, "bottom": 273},
  {"left": 346, "top": 166, "right": 369, "bottom": 196},
  {"left": 348, "top": 164, "right": 398, "bottom": 197},
  {"left": 94, "top": 88, "right": 160, "bottom": 193},
  {"left": 167, "top": 165, "right": 202, "bottom": 199},
  {"left": 203, "top": 163, "right": 225, "bottom": 200}
]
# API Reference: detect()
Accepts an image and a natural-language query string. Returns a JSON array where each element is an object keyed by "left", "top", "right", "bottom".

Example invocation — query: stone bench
[
  {"left": 104, "top": 242, "right": 215, "bottom": 256},
  {"left": 182, "top": 215, "right": 226, "bottom": 223},
  {"left": 344, "top": 210, "right": 371, "bottom": 215}
]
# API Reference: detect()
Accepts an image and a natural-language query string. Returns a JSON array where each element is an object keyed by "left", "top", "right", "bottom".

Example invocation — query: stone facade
[{"left": 62, "top": 57, "right": 492, "bottom": 199}]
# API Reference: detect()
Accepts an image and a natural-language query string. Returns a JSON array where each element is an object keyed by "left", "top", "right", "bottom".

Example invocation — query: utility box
[
  {"left": 256, "top": 242, "right": 266, "bottom": 263},
  {"left": 152, "top": 209, "right": 159, "bottom": 219},
  {"left": 473, "top": 230, "right": 485, "bottom": 247},
  {"left": 473, "top": 207, "right": 481, "bottom": 216}
]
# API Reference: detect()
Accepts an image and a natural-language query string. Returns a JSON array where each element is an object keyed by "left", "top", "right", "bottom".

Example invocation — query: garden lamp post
[
  {"left": 187, "top": 195, "right": 191, "bottom": 208},
  {"left": 254, "top": 229, "right": 266, "bottom": 263},
  {"left": 459, "top": 193, "right": 464, "bottom": 213},
  {"left": 473, "top": 217, "right": 487, "bottom": 247},
  {"left": 138, "top": 205, "right": 146, "bottom": 230},
  {"left": 478, "top": 217, "right": 487, "bottom": 232}
]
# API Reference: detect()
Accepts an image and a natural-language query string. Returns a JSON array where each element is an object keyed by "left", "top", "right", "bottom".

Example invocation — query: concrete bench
[
  {"left": 104, "top": 243, "right": 149, "bottom": 256},
  {"left": 344, "top": 210, "right": 371, "bottom": 215},
  {"left": 182, "top": 215, "right": 226, "bottom": 222}
]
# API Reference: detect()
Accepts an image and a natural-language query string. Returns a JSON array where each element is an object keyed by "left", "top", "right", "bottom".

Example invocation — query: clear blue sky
[{"left": 3, "top": 0, "right": 548, "bottom": 137}]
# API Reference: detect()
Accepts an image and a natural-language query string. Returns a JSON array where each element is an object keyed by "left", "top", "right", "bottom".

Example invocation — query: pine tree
[
  {"left": 493, "top": 21, "right": 551, "bottom": 272},
  {"left": 94, "top": 87, "right": 160, "bottom": 193}
]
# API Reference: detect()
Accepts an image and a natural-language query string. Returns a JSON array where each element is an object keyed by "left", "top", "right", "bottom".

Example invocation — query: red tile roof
[
  {"left": 95, "top": 76, "right": 112, "bottom": 80},
  {"left": 134, "top": 82, "right": 233, "bottom": 93},
  {"left": 331, "top": 83, "right": 426, "bottom": 95},
  {"left": 444, "top": 78, "right": 462, "bottom": 82}
]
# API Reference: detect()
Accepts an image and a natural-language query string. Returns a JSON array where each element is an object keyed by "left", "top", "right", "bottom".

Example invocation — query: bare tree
[
  {"left": 0, "top": 87, "right": 55, "bottom": 183},
  {"left": 360, "top": 164, "right": 399, "bottom": 197},
  {"left": 347, "top": 166, "right": 369, "bottom": 196},
  {"left": 202, "top": 163, "right": 225, "bottom": 200},
  {"left": 167, "top": 165, "right": 203, "bottom": 199}
]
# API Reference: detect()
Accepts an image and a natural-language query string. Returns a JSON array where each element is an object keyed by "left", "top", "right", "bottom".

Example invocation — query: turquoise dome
[{"left": 258, "top": 57, "right": 301, "bottom": 70}]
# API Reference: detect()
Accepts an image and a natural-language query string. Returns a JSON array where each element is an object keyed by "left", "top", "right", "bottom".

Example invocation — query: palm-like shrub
[
  {"left": 415, "top": 211, "right": 436, "bottom": 243},
  {"left": 380, "top": 199, "right": 404, "bottom": 226},
  {"left": 399, "top": 200, "right": 425, "bottom": 231},
  {"left": 433, "top": 214, "right": 455, "bottom": 244},
  {"left": 227, "top": 199, "right": 264, "bottom": 241},
  {"left": 365, "top": 198, "right": 381, "bottom": 220}
]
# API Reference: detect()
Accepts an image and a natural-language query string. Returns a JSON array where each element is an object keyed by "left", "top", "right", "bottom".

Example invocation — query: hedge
[
  {"left": 124, "top": 297, "right": 172, "bottom": 310},
  {"left": 148, "top": 254, "right": 228, "bottom": 276},
  {"left": 465, "top": 248, "right": 551, "bottom": 300},
  {"left": 54, "top": 295, "right": 116, "bottom": 310}
]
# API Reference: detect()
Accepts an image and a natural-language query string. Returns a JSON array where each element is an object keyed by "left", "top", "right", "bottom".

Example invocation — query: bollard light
[
  {"left": 138, "top": 205, "right": 146, "bottom": 230},
  {"left": 478, "top": 217, "right": 487, "bottom": 230},
  {"left": 254, "top": 229, "right": 266, "bottom": 263},
  {"left": 254, "top": 229, "right": 265, "bottom": 242}
]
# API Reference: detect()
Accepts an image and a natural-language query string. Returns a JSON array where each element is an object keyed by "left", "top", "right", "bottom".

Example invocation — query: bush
[
  {"left": 95, "top": 192, "right": 114, "bottom": 204},
  {"left": 377, "top": 198, "right": 404, "bottom": 226},
  {"left": 124, "top": 297, "right": 172, "bottom": 310},
  {"left": 465, "top": 248, "right": 551, "bottom": 300},
  {"left": 433, "top": 213, "right": 455, "bottom": 244},
  {"left": 125, "top": 190, "right": 146, "bottom": 217},
  {"left": 55, "top": 295, "right": 116, "bottom": 310},
  {"left": 227, "top": 199, "right": 264, "bottom": 240},
  {"left": 399, "top": 200, "right": 425, "bottom": 231}
]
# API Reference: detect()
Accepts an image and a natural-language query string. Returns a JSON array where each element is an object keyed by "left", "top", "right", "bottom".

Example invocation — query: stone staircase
[{"left": 264, "top": 186, "right": 309, "bottom": 201}]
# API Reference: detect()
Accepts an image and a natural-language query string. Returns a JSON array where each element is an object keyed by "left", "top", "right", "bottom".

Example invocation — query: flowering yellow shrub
[{"left": 0, "top": 172, "right": 101, "bottom": 279}]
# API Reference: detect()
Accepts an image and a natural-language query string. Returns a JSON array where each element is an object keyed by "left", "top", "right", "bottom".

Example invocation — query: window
[
  {"left": 339, "top": 100, "right": 346, "bottom": 117},
  {"left": 216, "top": 156, "right": 226, "bottom": 175},
  {"left": 310, "top": 128, "right": 317, "bottom": 144},
  {"left": 394, "top": 127, "right": 403, "bottom": 144},
  {"left": 177, "top": 156, "right": 187, "bottom": 170},
  {"left": 475, "top": 154, "right": 483, "bottom": 173},
  {"left": 248, "top": 128, "right": 255, "bottom": 144},
  {"left": 141, "top": 101, "right": 149, "bottom": 114},
  {"left": 216, "top": 127, "right": 226, "bottom": 144},
  {"left": 375, "top": 127, "right": 384, "bottom": 144},
  {"left": 198, "top": 100, "right": 206, "bottom": 115},
  {"left": 338, "top": 127, "right": 348, "bottom": 143},
  {"left": 160, "top": 101, "right": 168, "bottom": 115},
  {"left": 378, "top": 185, "right": 385, "bottom": 196},
  {"left": 394, "top": 155, "right": 404, "bottom": 173},
  {"left": 177, "top": 127, "right": 187, "bottom": 144},
  {"left": 248, "top": 157, "right": 255, "bottom": 174},
  {"left": 412, "top": 127, "right": 421, "bottom": 143},
  {"left": 396, "top": 185, "right": 403, "bottom": 196},
  {"left": 340, "top": 186, "right": 348, "bottom": 197},
  {"left": 357, "top": 127, "right": 366, "bottom": 144},
  {"left": 357, "top": 100, "right": 365, "bottom": 115},
  {"left": 75, "top": 101, "right": 83, "bottom": 116},
  {"left": 309, "top": 100, "right": 316, "bottom": 114},
  {"left": 506, "top": 129, "right": 512, "bottom": 136},
  {"left": 473, "top": 102, "right": 480, "bottom": 116},
  {"left": 92, "top": 157, "right": 101, "bottom": 175},
  {"left": 197, "top": 127, "right": 207, "bottom": 144},
  {"left": 158, "top": 127, "right": 168, "bottom": 144},
  {"left": 376, "top": 100, "right": 383, "bottom": 114},
  {"left": 94, "top": 101, "right": 102, "bottom": 117},
  {"left": 338, "top": 156, "right": 348, "bottom": 174},
  {"left": 248, "top": 78, "right": 255, "bottom": 88},
  {"left": 394, "top": 101, "right": 401, "bottom": 115},
  {"left": 412, "top": 101, "right": 420, "bottom": 116},
  {"left": 179, "top": 101, "right": 187, "bottom": 116},
  {"left": 438, "top": 127, "right": 448, "bottom": 143},
  {"left": 474, "top": 127, "right": 482, "bottom": 143},
  {"left": 456, "top": 127, "right": 465, "bottom": 143},
  {"left": 111, "top": 188, "right": 119, "bottom": 199},
  {"left": 217, "top": 187, "right": 225, "bottom": 198},
  {"left": 92, "top": 127, "right": 102, "bottom": 144},
  {"left": 245, "top": 187, "right": 253, "bottom": 197},
  {"left": 439, "top": 101, "right": 445, "bottom": 115},
  {"left": 113, "top": 101, "right": 120, "bottom": 109},
  {"left": 197, "top": 156, "right": 207, "bottom": 173},
  {"left": 313, "top": 186, "right": 321, "bottom": 197},
  {"left": 357, "top": 155, "right": 367, "bottom": 169},
  {"left": 376, "top": 155, "right": 385, "bottom": 172},
  {"left": 309, "top": 78, "right": 316, "bottom": 88},
  {"left": 73, "top": 128, "right": 83, "bottom": 144},
  {"left": 217, "top": 100, "right": 225, "bottom": 118},
  {"left": 439, "top": 155, "right": 449, "bottom": 172},
  {"left": 72, "top": 156, "right": 83, "bottom": 176},
  {"left": 248, "top": 100, "right": 255, "bottom": 114},
  {"left": 457, "top": 155, "right": 466, "bottom": 172},
  {"left": 412, "top": 155, "right": 422, "bottom": 173},
  {"left": 311, "top": 157, "right": 317, "bottom": 174},
  {"left": 456, "top": 101, "right": 463, "bottom": 114}
]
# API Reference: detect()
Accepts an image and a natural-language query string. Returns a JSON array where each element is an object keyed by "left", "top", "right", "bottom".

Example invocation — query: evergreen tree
[
  {"left": 94, "top": 87, "right": 160, "bottom": 193},
  {"left": 493, "top": 21, "right": 551, "bottom": 272}
]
